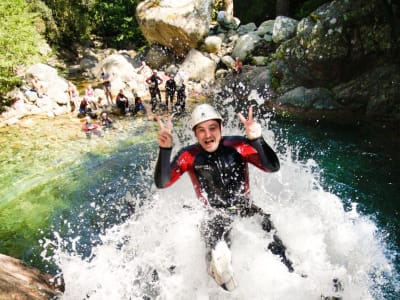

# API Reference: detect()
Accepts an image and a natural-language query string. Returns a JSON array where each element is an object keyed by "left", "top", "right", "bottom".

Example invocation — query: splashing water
[{"left": 43, "top": 102, "right": 396, "bottom": 300}]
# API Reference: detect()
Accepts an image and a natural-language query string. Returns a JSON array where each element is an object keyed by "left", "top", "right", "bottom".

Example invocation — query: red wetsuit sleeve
[
  {"left": 154, "top": 146, "right": 197, "bottom": 188},
  {"left": 224, "top": 136, "right": 280, "bottom": 172},
  {"left": 154, "top": 146, "right": 208, "bottom": 204}
]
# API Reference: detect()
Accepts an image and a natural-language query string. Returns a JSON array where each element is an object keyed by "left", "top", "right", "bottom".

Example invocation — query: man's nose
[{"left": 204, "top": 129, "right": 212, "bottom": 137}]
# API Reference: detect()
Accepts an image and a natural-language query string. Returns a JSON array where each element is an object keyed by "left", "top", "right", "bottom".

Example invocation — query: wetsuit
[
  {"left": 146, "top": 74, "right": 163, "bottom": 103},
  {"left": 154, "top": 135, "right": 294, "bottom": 272},
  {"left": 165, "top": 78, "right": 176, "bottom": 109},
  {"left": 155, "top": 136, "right": 279, "bottom": 206}
]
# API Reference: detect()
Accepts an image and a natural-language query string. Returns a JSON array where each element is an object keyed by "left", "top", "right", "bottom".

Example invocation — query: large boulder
[
  {"left": 179, "top": 49, "right": 216, "bottom": 83},
  {"left": 0, "top": 254, "right": 63, "bottom": 300},
  {"left": 136, "top": 0, "right": 214, "bottom": 56},
  {"left": 25, "top": 63, "right": 69, "bottom": 105},
  {"left": 272, "top": 0, "right": 399, "bottom": 89}
]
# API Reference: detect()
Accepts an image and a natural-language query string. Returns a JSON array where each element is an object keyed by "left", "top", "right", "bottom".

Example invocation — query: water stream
[{"left": 0, "top": 103, "right": 399, "bottom": 299}]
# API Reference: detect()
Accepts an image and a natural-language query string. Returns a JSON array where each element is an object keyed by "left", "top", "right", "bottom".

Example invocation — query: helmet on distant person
[{"left": 190, "top": 104, "right": 223, "bottom": 130}]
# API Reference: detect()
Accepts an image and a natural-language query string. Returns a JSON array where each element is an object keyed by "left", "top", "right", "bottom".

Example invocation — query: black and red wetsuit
[
  {"left": 154, "top": 135, "right": 280, "bottom": 208},
  {"left": 154, "top": 135, "right": 294, "bottom": 272}
]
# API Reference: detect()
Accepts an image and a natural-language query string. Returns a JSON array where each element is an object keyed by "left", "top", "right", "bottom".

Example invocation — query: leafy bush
[
  {"left": 89, "top": 0, "right": 146, "bottom": 49},
  {"left": 0, "top": 0, "right": 44, "bottom": 105}
]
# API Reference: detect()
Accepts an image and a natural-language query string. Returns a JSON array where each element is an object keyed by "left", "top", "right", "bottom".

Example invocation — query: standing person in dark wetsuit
[
  {"left": 164, "top": 74, "right": 176, "bottom": 111},
  {"left": 146, "top": 70, "right": 163, "bottom": 103},
  {"left": 154, "top": 104, "right": 294, "bottom": 291},
  {"left": 175, "top": 83, "right": 186, "bottom": 113}
]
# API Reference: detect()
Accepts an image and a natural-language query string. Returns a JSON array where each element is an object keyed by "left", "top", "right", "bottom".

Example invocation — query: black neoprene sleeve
[
  {"left": 249, "top": 137, "right": 280, "bottom": 172},
  {"left": 154, "top": 147, "right": 173, "bottom": 188}
]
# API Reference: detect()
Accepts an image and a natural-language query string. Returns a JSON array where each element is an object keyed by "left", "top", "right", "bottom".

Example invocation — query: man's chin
[{"left": 202, "top": 142, "right": 218, "bottom": 152}]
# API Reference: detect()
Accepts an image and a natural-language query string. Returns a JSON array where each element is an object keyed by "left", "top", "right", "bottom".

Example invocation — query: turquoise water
[
  {"left": 0, "top": 112, "right": 399, "bottom": 298},
  {"left": 0, "top": 115, "right": 158, "bottom": 269},
  {"left": 271, "top": 119, "right": 400, "bottom": 298}
]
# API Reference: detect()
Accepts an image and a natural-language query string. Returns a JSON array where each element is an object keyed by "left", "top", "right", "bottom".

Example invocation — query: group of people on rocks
[
  {"left": 28, "top": 62, "right": 189, "bottom": 136},
  {"left": 145, "top": 69, "right": 187, "bottom": 114}
]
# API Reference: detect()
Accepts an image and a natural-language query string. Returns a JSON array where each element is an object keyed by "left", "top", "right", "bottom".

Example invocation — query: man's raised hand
[
  {"left": 237, "top": 106, "right": 262, "bottom": 140},
  {"left": 156, "top": 115, "right": 173, "bottom": 148}
]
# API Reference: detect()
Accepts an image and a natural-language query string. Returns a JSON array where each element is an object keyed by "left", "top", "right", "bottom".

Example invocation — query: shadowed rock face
[
  {"left": 136, "top": 0, "right": 214, "bottom": 56},
  {"left": 0, "top": 254, "right": 63, "bottom": 300}
]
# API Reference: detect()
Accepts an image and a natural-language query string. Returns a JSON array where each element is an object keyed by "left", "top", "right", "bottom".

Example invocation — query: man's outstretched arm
[{"left": 154, "top": 147, "right": 172, "bottom": 188}]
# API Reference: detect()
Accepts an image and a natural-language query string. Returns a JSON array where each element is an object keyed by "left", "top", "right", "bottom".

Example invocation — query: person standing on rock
[
  {"left": 146, "top": 70, "right": 163, "bottom": 103},
  {"left": 100, "top": 67, "right": 113, "bottom": 106},
  {"left": 165, "top": 74, "right": 176, "bottom": 111}
]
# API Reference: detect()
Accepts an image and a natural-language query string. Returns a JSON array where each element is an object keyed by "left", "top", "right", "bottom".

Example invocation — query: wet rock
[{"left": 0, "top": 254, "right": 63, "bottom": 300}]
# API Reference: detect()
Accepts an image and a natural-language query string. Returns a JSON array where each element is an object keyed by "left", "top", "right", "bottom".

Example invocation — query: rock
[
  {"left": 203, "top": 36, "right": 223, "bottom": 53},
  {"left": 136, "top": 0, "right": 214, "bottom": 56},
  {"left": 272, "top": 16, "right": 298, "bottom": 44},
  {"left": 0, "top": 254, "right": 63, "bottom": 300},
  {"left": 144, "top": 44, "right": 176, "bottom": 69},
  {"left": 237, "top": 22, "right": 257, "bottom": 35},
  {"left": 232, "top": 33, "right": 261, "bottom": 62},
  {"left": 251, "top": 56, "right": 269, "bottom": 66},
  {"left": 179, "top": 49, "right": 216, "bottom": 82},
  {"left": 256, "top": 20, "right": 275, "bottom": 37}
]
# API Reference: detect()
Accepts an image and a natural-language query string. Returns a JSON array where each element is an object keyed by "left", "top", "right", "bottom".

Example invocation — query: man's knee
[
  {"left": 202, "top": 214, "right": 232, "bottom": 249},
  {"left": 261, "top": 214, "right": 275, "bottom": 232}
]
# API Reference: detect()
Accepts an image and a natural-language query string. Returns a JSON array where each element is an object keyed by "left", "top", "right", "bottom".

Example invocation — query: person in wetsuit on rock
[{"left": 154, "top": 104, "right": 294, "bottom": 290}]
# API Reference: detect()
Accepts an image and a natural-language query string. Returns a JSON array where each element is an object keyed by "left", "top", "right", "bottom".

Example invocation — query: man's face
[{"left": 194, "top": 120, "right": 222, "bottom": 153}]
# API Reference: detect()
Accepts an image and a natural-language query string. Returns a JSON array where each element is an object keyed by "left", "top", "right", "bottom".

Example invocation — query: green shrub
[
  {"left": 89, "top": 0, "right": 147, "bottom": 49},
  {"left": 0, "top": 0, "right": 44, "bottom": 105}
]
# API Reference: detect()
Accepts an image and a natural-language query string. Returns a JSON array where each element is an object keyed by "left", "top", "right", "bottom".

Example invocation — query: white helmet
[{"left": 190, "top": 104, "right": 223, "bottom": 130}]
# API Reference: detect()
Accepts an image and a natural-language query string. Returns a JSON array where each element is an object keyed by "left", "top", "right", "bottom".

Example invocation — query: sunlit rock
[
  {"left": 179, "top": 49, "right": 216, "bottom": 83},
  {"left": 136, "top": 0, "right": 214, "bottom": 56},
  {"left": 272, "top": 16, "right": 298, "bottom": 44},
  {"left": 0, "top": 254, "right": 63, "bottom": 300}
]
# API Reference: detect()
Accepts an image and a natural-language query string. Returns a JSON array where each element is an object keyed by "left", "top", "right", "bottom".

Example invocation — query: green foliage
[
  {"left": 89, "top": 0, "right": 147, "bottom": 49},
  {"left": 39, "top": 0, "right": 92, "bottom": 47},
  {"left": 0, "top": 0, "right": 44, "bottom": 105},
  {"left": 28, "top": 0, "right": 147, "bottom": 50},
  {"left": 211, "top": 0, "right": 224, "bottom": 21}
]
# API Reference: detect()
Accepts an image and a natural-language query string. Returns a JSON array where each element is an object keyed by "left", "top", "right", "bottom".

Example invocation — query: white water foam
[{"left": 52, "top": 106, "right": 393, "bottom": 300}]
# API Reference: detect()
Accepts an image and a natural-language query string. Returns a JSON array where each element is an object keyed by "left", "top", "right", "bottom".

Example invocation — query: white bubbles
[{"left": 54, "top": 112, "right": 394, "bottom": 300}]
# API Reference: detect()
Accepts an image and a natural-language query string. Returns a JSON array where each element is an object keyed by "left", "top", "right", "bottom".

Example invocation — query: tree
[
  {"left": 0, "top": 0, "right": 44, "bottom": 107},
  {"left": 90, "top": 0, "right": 146, "bottom": 49},
  {"left": 276, "top": 0, "right": 290, "bottom": 17}
]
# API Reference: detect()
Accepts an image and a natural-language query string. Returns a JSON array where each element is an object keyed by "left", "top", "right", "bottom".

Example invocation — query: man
[
  {"left": 115, "top": 89, "right": 129, "bottom": 115},
  {"left": 30, "top": 75, "right": 46, "bottom": 98},
  {"left": 146, "top": 70, "right": 163, "bottom": 103},
  {"left": 66, "top": 81, "right": 80, "bottom": 112},
  {"left": 165, "top": 74, "right": 176, "bottom": 111},
  {"left": 100, "top": 67, "right": 112, "bottom": 106},
  {"left": 175, "top": 83, "right": 186, "bottom": 113},
  {"left": 154, "top": 104, "right": 293, "bottom": 291},
  {"left": 232, "top": 57, "right": 243, "bottom": 77}
]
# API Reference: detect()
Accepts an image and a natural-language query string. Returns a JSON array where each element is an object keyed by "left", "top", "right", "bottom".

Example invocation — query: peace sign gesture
[
  {"left": 156, "top": 115, "right": 173, "bottom": 148},
  {"left": 237, "top": 106, "right": 262, "bottom": 140}
]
